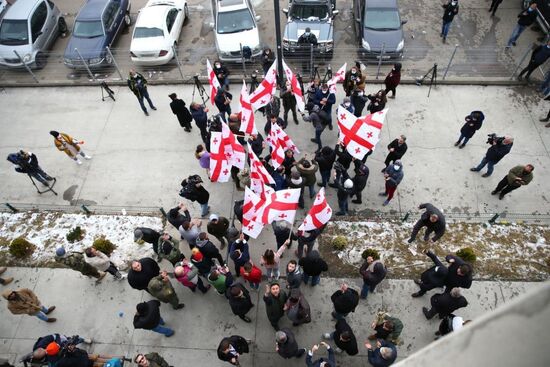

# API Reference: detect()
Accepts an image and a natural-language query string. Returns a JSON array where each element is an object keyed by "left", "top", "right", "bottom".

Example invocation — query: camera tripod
[
  {"left": 28, "top": 174, "right": 58, "bottom": 195},
  {"left": 100, "top": 81, "right": 115, "bottom": 101},
  {"left": 249, "top": 71, "right": 260, "bottom": 93},
  {"left": 415, "top": 63, "right": 437, "bottom": 97},
  {"left": 311, "top": 65, "right": 332, "bottom": 84},
  {"left": 192, "top": 74, "right": 208, "bottom": 105}
]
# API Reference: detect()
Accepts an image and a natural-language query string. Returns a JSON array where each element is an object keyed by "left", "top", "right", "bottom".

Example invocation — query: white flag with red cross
[
  {"left": 327, "top": 63, "right": 347, "bottom": 94},
  {"left": 298, "top": 188, "right": 332, "bottom": 231},
  {"left": 242, "top": 187, "right": 266, "bottom": 238},
  {"left": 268, "top": 127, "right": 285, "bottom": 170},
  {"left": 337, "top": 106, "right": 387, "bottom": 160},
  {"left": 249, "top": 60, "right": 278, "bottom": 110},
  {"left": 209, "top": 132, "right": 231, "bottom": 182},
  {"left": 247, "top": 142, "right": 275, "bottom": 186},
  {"left": 239, "top": 80, "right": 257, "bottom": 135},
  {"left": 259, "top": 188, "right": 301, "bottom": 225},
  {"left": 207, "top": 59, "right": 221, "bottom": 105},
  {"left": 221, "top": 121, "right": 246, "bottom": 169},
  {"left": 269, "top": 123, "right": 300, "bottom": 154},
  {"left": 282, "top": 60, "right": 305, "bottom": 112}
]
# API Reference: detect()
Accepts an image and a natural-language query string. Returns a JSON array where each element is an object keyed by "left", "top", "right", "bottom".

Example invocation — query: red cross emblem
[
  {"left": 326, "top": 208, "right": 331, "bottom": 213},
  {"left": 223, "top": 169, "right": 229, "bottom": 175},
  {"left": 279, "top": 213, "right": 287, "bottom": 218},
  {"left": 367, "top": 132, "right": 373, "bottom": 138},
  {"left": 340, "top": 113, "right": 346, "bottom": 120},
  {"left": 247, "top": 224, "right": 254, "bottom": 230},
  {"left": 213, "top": 138, "right": 218, "bottom": 144},
  {"left": 283, "top": 192, "right": 291, "bottom": 198},
  {"left": 355, "top": 148, "right": 361, "bottom": 153}
]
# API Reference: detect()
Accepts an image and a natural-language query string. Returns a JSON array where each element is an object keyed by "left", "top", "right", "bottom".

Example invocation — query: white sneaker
[
  {"left": 75, "top": 159, "right": 82, "bottom": 165},
  {"left": 84, "top": 155, "right": 92, "bottom": 160}
]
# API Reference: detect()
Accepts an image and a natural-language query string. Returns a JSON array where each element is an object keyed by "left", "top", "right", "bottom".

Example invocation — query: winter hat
[
  {"left": 49, "top": 131, "right": 59, "bottom": 138},
  {"left": 209, "top": 214, "right": 219, "bottom": 222},
  {"left": 344, "top": 179, "right": 354, "bottom": 189},
  {"left": 133, "top": 229, "right": 143, "bottom": 242},
  {"left": 275, "top": 331, "right": 287, "bottom": 343},
  {"left": 55, "top": 247, "right": 66, "bottom": 257},
  {"left": 45, "top": 342, "right": 60, "bottom": 356},
  {"left": 168, "top": 93, "right": 177, "bottom": 99},
  {"left": 358, "top": 164, "right": 369, "bottom": 175},
  {"left": 136, "top": 302, "right": 148, "bottom": 314}
]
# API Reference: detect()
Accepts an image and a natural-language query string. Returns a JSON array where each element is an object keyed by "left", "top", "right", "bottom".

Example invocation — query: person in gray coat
[
  {"left": 275, "top": 328, "right": 306, "bottom": 359},
  {"left": 379, "top": 160, "right": 403, "bottom": 206},
  {"left": 407, "top": 203, "right": 446, "bottom": 243}
]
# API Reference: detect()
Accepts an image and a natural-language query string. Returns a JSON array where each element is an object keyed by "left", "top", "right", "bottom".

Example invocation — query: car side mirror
[
  {"left": 255, "top": 15, "right": 261, "bottom": 21},
  {"left": 401, "top": 19, "right": 408, "bottom": 25},
  {"left": 332, "top": 10, "right": 339, "bottom": 16}
]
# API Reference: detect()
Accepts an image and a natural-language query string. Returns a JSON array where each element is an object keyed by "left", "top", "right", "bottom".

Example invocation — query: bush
[
  {"left": 9, "top": 237, "right": 36, "bottom": 258},
  {"left": 66, "top": 226, "right": 85, "bottom": 243},
  {"left": 332, "top": 236, "right": 348, "bottom": 250},
  {"left": 361, "top": 248, "right": 381, "bottom": 261},
  {"left": 456, "top": 247, "right": 476, "bottom": 263},
  {"left": 92, "top": 237, "right": 116, "bottom": 256}
]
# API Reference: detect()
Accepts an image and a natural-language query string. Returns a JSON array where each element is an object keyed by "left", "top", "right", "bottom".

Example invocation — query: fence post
[
  {"left": 105, "top": 46, "right": 123, "bottom": 80},
  {"left": 239, "top": 43, "right": 247, "bottom": 77},
  {"left": 488, "top": 213, "right": 500, "bottom": 224},
  {"left": 75, "top": 48, "right": 96, "bottom": 82},
  {"left": 510, "top": 43, "right": 533, "bottom": 80},
  {"left": 4, "top": 203, "right": 18, "bottom": 213},
  {"left": 375, "top": 43, "right": 385, "bottom": 80},
  {"left": 81, "top": 205, "right": 92, "bottom": 215},
  {"left": 171, "top": 44, "right": 185, "bottom": 81},
  {"left": 159, "top": 207, "right": 167, "bottom": 218},
  {"left": 310, "top": 43, "right": 314, "bottom": 76},
  {"left": 13, "top": 50, "right": 39, "bottom": 83},
  {"left": 401, "top": 210, "right": 410, "bottom": 222},
  {"left": 442, "top": 44, "right": 458, "bottom": 80}
]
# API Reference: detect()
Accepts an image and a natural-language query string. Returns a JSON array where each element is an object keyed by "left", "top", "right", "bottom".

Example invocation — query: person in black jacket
[
  {"left": 506, "top": 3, "right": 538, "bottom": 47},
  {"left": 329, "top": 142, "right": 353, "bottom": 187},
  {"left": 488, "top": 0, "right": 503, "bottom": 16},
  {"left": 8, "top": 150, "right": 53, "bottom": 186},
  {"left": 383, "top": 135, "right": 407, "bottom": 170},
  {"left": 441, "top": 0, "right": 459, "bottom": 43},
  {"left": 351, "top": 87, "right": 368, "bottom": 117},
  {"left": 181, "top": 175, "right": 211, "bottom": 217},
  {"left": 444, "top": 255, "right": 473, "bottom": 292},
  {"left": 190, "top": 102, "right": 210, "bottom": 149},
  {"left": 166, "top": 203, "right": 191, "bottom": 229},
  {"left": 127, "top": 69, "right": 156, "bottom": 116},
  {"left": 55, "top": 345, "right": 93, "bottom": 367},
  {"left": 248, "top": 133, "right": 265, "bottom": 158},
  {"left": 214, "top": 88, "right": 232, "bottom": 122},
  {"left": 261, "top": 47, "right": 275, "bottom": 75},
  {"left": 281, "top": 80, "right": 299, "bottom": 125},
  {"left": 366, "top": 89, "right": 387, "bottom": 114},
  {"left": 128, "top": 258, "right": 160, "bottom": 292},
  {"left": 315, "top": 146, "right": 336, "bottom": 187},
  {"left": 134, "top": 228, "right": 161, "bottom": 254},
  {"left": 408, "top": 203, "right": 446, "bottom": 243},
  {"left": 470, "top": 136, "right": 513, "bottom": 177},
  {"left": 299, "top": 250, "right": 328, "bottom": 286},
  {"left": 323, "top": 318, "right": 359, "bottom": 355},
  {"left": 226, "top": 283, "right": 254, "bottom": 323},
  {"left": 168, "top": 93, "right": 193, "bottom": 132},
  {"left": 217, "top": 335, "right": 250, "bottom": 365},
  {"left": 455, "top": 111, "right": 484, "bottom": 148},
  {"left": 359, "top": 256, "right": 387, "bottom": 299},
  {"left": 330, "top": 283, "right": 359, "bottom": 319},
  {"left": 351, "top": 163, "right": 369, "bottom": 204},
  {"left": 263, "top": 282, "right": 288, "bottom": 330},
  {"left": 335, "top": 175, "right": 354, "bottom": 216},
  {"left": 294, "top": 228, "right": 322, "bottom": 259},
  {"left": 213, "top": 60, "right": 230, "bottom": 90},
  {"left": 133, "top": 300, "right": 174, "bottom": 337},
  {"left": 272, "top": 221, "right": 293, "bottom": 250},
  {"left": 518, "top": 40, "right": 550, "bottom": 81},
  {"left": 196, "top": 232, "right": 226, "bottom": 266},
  {"left": 411, "top": 250, "right": 449, "bottom": 297},
  {"left": 275, "top": 328, "right": 306, "bottom": 359},
  {"left": 423, "top": 287, "right": 468, "bottom": 320}
]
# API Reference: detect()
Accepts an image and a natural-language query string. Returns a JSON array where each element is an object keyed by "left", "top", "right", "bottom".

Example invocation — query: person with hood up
[
  {"left": 284, "top": 288, "right": 311, "bottom": 326},
  {"left": 147, "top": 270, "right": 185, "bottom": 310},
  {"left": 174, "top": 258, "right": 211, "bottom": 294},
  {"left": 330, "top": 283, "right": 359, "bottom": 320},
  {"left": 217, "top": 335, "right": 251, "bottom": 365},
  {"left": 351, "top": 163, "right": 369, "bottom": 204},
  {"left": 2, "top": 288, "right": 56, "bottom": 322},
  {"left": 263, "top": 282, "right": 289, "bottom": 330},
  {"left": 133, "top": 300, "right": 174, "bottom": 337},
  {"left": 299, "top": 250, "right": 328, "bottom": 286},
  {"left": 359, "top": 255, "right": 387, "bottom": 299},
  {"left": 156, "top": 232, "right": 185, "bottom": 266},
  {"left": 297, "top": 157, "right": 319, "bottom": 200},
  {"left": 226, "top": 282, "right": 254, "bottom": 323},
  {"left": 128, "top": 257, "right": 160, "bottom": 292},
  {"left": 49, "top": 131, "right": 91, "bottom": 165},
  {"left": 384, "top": 63, "right": 401, "bottom": 98},
  {"left": 314, "top": 146, "right": 336, "bottom": 188},
  {"left": 379, "top": 160, "right": 404, "bottom": 206},
  {"left": 8, "top": 150, "right": 54, "bottom": 186},
  {"left": 455, "top": 111, "right": 484, "bottom": 148}
]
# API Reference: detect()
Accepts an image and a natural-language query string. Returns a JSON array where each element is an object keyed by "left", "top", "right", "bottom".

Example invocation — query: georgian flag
[
  {"left": 207, "top": 59, "right": 221, "bottom": 105},
  {"left": 268, "top": 127, "right": 285, "bottom": 169},
  {"left": 282, "top": 60, "right": 305, "bottom": 112},
  {"left": 337, "top": 106, "right": 387, "bottom": 160},
  {"left": 327, "top": 63, "right": 347, "bottom": 94},
  {"left": 242, "top": 187, "right": 265, "bottom": 238},
  {"left": 249, "top": 60, "right": 277, "bottom": 110},
  {"left": 247, "top": 143, "right": 275, "bottom": 187},
  {"left": 239, "top": 80, "right": 257, "bottom": 135},
  {"left": 221, "top": 121, "right": 246, "bottom": 169},
  {"left": 270, "top": 123, "right": 300, "bottom": 154},
  {"left": 209, "top": 132, "right": 231, "bottom": 182},
  {"left": 259, "top": 188, "right": 301, "bottom": 225},
  {"left": 298, "top": 188, "right": 332, "bottom": 231}
]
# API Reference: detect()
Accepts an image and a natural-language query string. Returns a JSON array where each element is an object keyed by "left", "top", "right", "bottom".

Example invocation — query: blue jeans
[
  {"left": 360, "top": 283, "right": 370, "bottom": 299},
  {"left": 137, "top": 88, "right": 155, "bottom": 113},
  {"left": 338, "top": 199, "right": 348, "bottom": 214},
  {"left": 507, "top": 24, "right": 526, "bottom": 46},
  {"left": 200, "top": 203, "right": 209, "bottom": 217},
  {"left": 540, "top": 71, "right": 550, "bottom": 94},
  {"left": 457, "top": 133, "right": 470, "bottom": 145},
  {"left": 249, "top": 281, "right": 260, "bottom": 290},
  {"left": 441, "top": 21, "right": 452, "bottom": 38},
  {"left": 320, "top": 169, "right": 330, "bottom": 187},
  {"left": 33, "top": 305, "right": 49, "bottom": 321},
  {"left": 303, "top": 273, "right": 320, "bottom": 286},
  {"left": 266, "top": 267, "right": 280, "bottom": 280},
  {"left": 314, "top": 129, "right": 323, "bottom": 151},
  {"left": 474, "top": 157, "right": 495, "bottom": 176},
  {"left": 306, "top": 184, "right": 316, "bottom": 199},
  {"left": 152, "top": 318, "right": 174, "bottom": 336}
]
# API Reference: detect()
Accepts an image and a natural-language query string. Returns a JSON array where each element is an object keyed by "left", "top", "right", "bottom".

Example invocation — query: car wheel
[
  {"left": 58, "top": 17, "right": 68, "bottom": 35},
  {"left": 35, "top": 52, "right": 47, "bottom": 69},
  {"left": 184, "top": 4, "right": 189, "bottom": 24},
  {"left": 124, "top": 12, "right": 132, "bottom": 27}
]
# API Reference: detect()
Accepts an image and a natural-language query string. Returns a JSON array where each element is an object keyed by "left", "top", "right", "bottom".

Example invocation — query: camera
[
  {"left": 208, "top": 114, "right": 223, "bottom": 132},
  {"left": 486, "top": 133, "right": 504, "bottom": 145}
]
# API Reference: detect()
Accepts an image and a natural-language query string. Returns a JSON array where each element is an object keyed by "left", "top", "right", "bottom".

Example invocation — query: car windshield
[
  {"left": 365, "top": 9, "right": 400, "bottom": 30},
  {"left": 0, "top": 19, "right": 29, "bottom": 46},
  {"left": 73, "top": 20, "right": 104, "bottom": 38},
  {"left": 217, "top": 8, "right": 254, "bottom": 34},
  {"left": 289, "top": 4, "right": 329, "bottom": 21},
  {"left": 133, "top": 27, "right": 164, "bottom": 38}
]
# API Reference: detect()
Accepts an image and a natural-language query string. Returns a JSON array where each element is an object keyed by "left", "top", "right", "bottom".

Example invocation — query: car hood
[
  {"left": 362, "top": 27, "right": 403, "bottom": 52},
  {"left": 216, "top": 28, "right": 260, "bottom": 53},
  {"left": 64, "top": 35, "right": 107, "bottom": 59},
  {"left": 284, "top": 20, "right": 333, "bottom": 42},
  {"left": 131, "top": 36, "right": 171, "bottom": 52},
  {"left": 0, "top": 44, "right": 32, "bottom": 59}
]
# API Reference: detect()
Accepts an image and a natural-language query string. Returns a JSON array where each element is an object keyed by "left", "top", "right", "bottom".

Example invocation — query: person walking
[
  {"left": 2, "top": 288, "right": 56, "bottom": 322},
  {"left": 275, "top": 329, "right": 307, "bottom": 359},
  {"left": 297, "top": 157, "right": 319, "bottom": 200},
  {"left": 335, "top": 175, "right": 354, "bottom": 216},
  {"left": 379, "top": 160, "right": 404, "bottom": 206},
  {"left": 488, "top": 0, "right": 503, "bottom": 16},
  {"left": 384, "top": 63, "right": 401, "bottom": 98},
  {"left": 315, "top": 146, "right": 336, "bottom": 188},
  {"left": 168, "top": 93, "right": 193, "bottom": 132},
  {"left": 174, "top": 258, "right": 211, "bottom": 294},
  {"left": 491, "top": 164, "right": 534, "bottom": 199},
  {"left": 190, "top": 102, "right": 210, "bottom": 148},
  {"left": 134, "top": 352, "right": 173, "bottom": 367},
  {"left": 180, "top": 175, "right": 211, "bottom": 217},
  {"left": 306, "top": 342, "right": 335, "bottom": 366},
  {"left": 260, "top": 243, "right": 287, "bottom": 282},
  {"left": 157, "top": 232, "right": 185, "bottom": 266},
  {"left": 359, "top": 255, "right": 387, "bottom": 299},
  {"left": 284, "top": 288, "right": 311, "bottom": 326},
  {"left": 351, "top": 87, "right": 369, "bottom": 117},
  {"left": 441, "top": 0, "right": 459, "bottom": 43},
  {"left": 281, "top": 80, "right": 299, "bottom": 125},
  {"left": 470, "top": 136, "right": 513, "bottom": 177},
  {"left": 323, "top": 318, "right": 358, "bottom": 355},
  {"left": 217, "top": 335, "right": 251, "bottom": 366},
  {"left": 407, "top": 203, "right": 446, "bottom": 243},
  {"left": 383, "top": 136, "right": 407, "bottom": 170},
  {"left": 8, "top": 150, "right": 54, "bottom": 186},
  {"left": 230, "top": 234, "right": 250, "bottom": 276},
  {"left": 330, "top": 283, "right": 359, "bottom": 320},
  {"left": 227, "top": 283, "right": 254, "bottom": 323},
  {"left": 147, "top": 271, "right": 185, "bottom": 310},
  {"left": 263, "top": 282, "right": 288, "bottom": 330},
  {"left": 240, "top": 261, "right": 262, "bottom": 291},
  {"left": 207, "top": 214, "right": 230, "bottom": 249},
  {"left": 368, "top": 311, "right": 404, "bottom": 344},
  {"left": 0, "top": 267, "right": 13, "bottom": 286},
  {"left": 455, "top": 111, "right": 484, "bottom": 148},
  {"left": 411, "top": 250, "right": 449, "bottom": 297},
  {"left": 128, "top": 69, "right": 156, "bottom": 116},
  {"left": 133, "top": 300, "right": 174, "bottom": 337},
  {"left": 314, "top": 83, "right": 336, "bottom": 130},
  {"left": 365, "top": 340, "right": 397, "bottom": 367},
  {"left": 127, "top": 257, "right": 160, "bottom": 292},
  {"left": 351, "top": 163, "right": 369, "bottom": 204},
  {"left": 55, "top": 247, "right": 105, "bottom": 282},
  {"left": 49, "top": 131, "right": 91, "bottom": 165},
  {"left": 303, "top": 104, "right": 328, "bottom": 152},
  {"left": 517, "top": 40, "right": 550, "bottom": 82},
  {"left": 84, "top": 247, "right": 123, "bottom": 280},
  {"left": 299, "top": 250, "right": 328, "bottom": 286},
  {"left": 195, "top": 145, "right": 210, "bottom": 177},
  {"left": 506, "top": 3, "right": 538, "bottom": 48},
  {"left": 423, "top": 287, "right": 468, "bottom": 320}
]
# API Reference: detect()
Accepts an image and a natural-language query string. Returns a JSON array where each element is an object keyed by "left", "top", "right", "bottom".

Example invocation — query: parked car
[
  {"left": 211, "top": 0, "right": 262, "bottom": 62},
  {"left": 63, "top": 0, "right": 131, "bottom": 69},
  {"left": 130, "top": 0, "right": 188, "bottom": 66},
  {"left": 0, "top": 0, "right": 65, "bottom": 69},
  {"left": 352, "top": 0, "right": 406, "bottom": 60},
  {"left": 282, "top": 0, "right": 338, "bottom": 57}
]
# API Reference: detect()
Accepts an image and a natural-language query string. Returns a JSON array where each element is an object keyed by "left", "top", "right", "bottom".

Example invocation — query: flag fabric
[
  {"left": 259, "top": 188, "right": 301, "bottom": 225},
  {"left": 209, "top": 132, "right": 231, "bottom": 182},
  {"left": 242, "top": 187, "right": 265, "bottom": 238},
  {"left": 247, "top": 143, "right": 275, "bottom": 187},
  {"left": 207, "top": 59, "right": 221, "bottom": 105},
  {"left": 298, "top": 188, "right": 332, "bottom": 231},
  {"left": 271, "top": 123, "right": 300, "bottom": 154},
  {"left": 239, "top": 80, "right": 257, "bottom": 135},
  {"left": 249, "top": 60, "right": 277, "bottom": 110},
  {"left": 327, "top": 63, "right": 347, "bottom": 94},
  {"left": 282, "top": 60, "right": 305, "bottom": 112},
  {"left": 221, "top": 121, "right": 246, "bottom": 169},
  {"left": 337, "top": 106, "right": 387, "bottom": 160},
  {"left": 268, "top": 127, "right": 285, "bottom": 169}
]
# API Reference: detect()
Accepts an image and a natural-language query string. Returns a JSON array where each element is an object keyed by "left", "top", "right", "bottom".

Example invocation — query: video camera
[
  {"left": 208, "top": 114, "right": 223, "bottom": 133},
  {"left": 486, "top": 133, "right": 504, "bottom": 145}
]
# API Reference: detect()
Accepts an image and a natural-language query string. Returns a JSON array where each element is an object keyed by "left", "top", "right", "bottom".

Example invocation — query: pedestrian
[
  {"left": 261, "top": 243, "right": 287, "bottom": 281},
  {"left": 230, "top": 234, "right": 250, "bottom": 276},
  {"left": 240, "top": 261, "right": 262, "bottom": 290},
  {"left": 197, "top": 232, "right": 227, "bottom": 266},
  {"left": 315, "top": 146, "right": 336, "bottom": 187},
  {"left": 134, "top": 352, "right": 173, "bottom": 367},
  {"left": 335, "top": 174, "right": 354, "bottom": 216},
  {"left": 303, "top": 104, "right": 327, "bottom": 151},
  {"left": 190, "top": 248, "right": 214, "bottom": 278},
  {"left": 411, "top": 250, "right": 449, "bottom": 297},
  {"left": 195, "top": 145, "right": 210, "bottom": 177},
  {"left": 281, "top": 80, "right": 299, "bottom": 125},
  {"left": 492, "top": 164, "right": 534, "bottom": 199},
  {"left": 157, "top": 232, "right": 185, "bottom": 266},
  {"left": 365, "top": 340, "right": 397, "bottom": 367},
  {"left": 359, "top": 255, "right": 387, "bottom": 299},
  {"left": 282, "top": 149, "right": 297, "bottom": 177},
  {"left": 351, "top": 87, "right": 369, "bottom": 117},
  {"left": 455, "top": 111, "right": 484, "bottom": 148},
  {"left": 284, "top": 288, "right": 311, "bottom": 326},
  {"left": 435, "top": 314, "right": 471, "bottom": 340},
  {"left": 351, "top": 163, "right": 369, "bottom": 204},
  {"left": 368, "top": 311, "right": 404, "bottom": 344},
  {"left": 366, "top": 90, "right": 387, "bottom": 114},
  {"left": 134, "top": 227, "right": 161, "bottom": 253},
  {"left": 518, "top": 40, "right": 550, "bottom": 82},
  {"left": 127, "top": 257, "right": 160, "bottom": 292},
  {"left": 248, "top": 133, "right": 265, "bottom": 158},
  {"left": 207, "top": 265, "right": 234, "bottom": 296},
  {"left": 443, "top": 254, "right": 473, "bottom": 292},
  {"left": 285, "top": 259, "right": 303, "bottom": 289},
  {"left": 275, "top": 329, "right": 307, "bottom": 359},
  {"left": 133, "top": 300, "right": 174, "bottom": 337},
  {"left": 7, "top": 150, "right": 54, "bottom": 186},
  {"left": 226, "top": 282, "right": 254, "bottom": 323},
  {"left": 49, "top": 131, "right": 91, "bottom": 165},
  {"left": 297, "top": 27, "right": 318, "bottom": 72},
  {"left": 55, "top": 247, "right": 105, "bottom": 281},
  {"left": 470, "top": 136, "right": 513, "bottom": 177},
  {"left": 261, "top": 47, "right": 275, "bottom": 75},
  {"left": 287, "top": 170, "right": 306, "bottom": 209},
  {"left": 383, "top": 136, "right": 407, "bottom": 170},
  {"left": 166, "top": 203, "right": 191, "bottom": 229},
  {"left": 488, "top": 0, "right": 502, "bottom": 16},
  {"left": 299, "top": 250, "right": 328, "bottom": 286},
  {"left": 213, "top": 60, "right": 230, "bottom": 90},
  {"left": 384, "top": 63, "right": 401, "bottom": 98},
  {"left": 297, "top": 157, "right": 319, "bottom": 200},
  {"left": 190, "top": 102, "right": 210, "bottom": 149},
  {"left": 379, "top": 160, "right": 404, "bottom": 206},
  {"left": 272, "top": 221, "right": 293, "bottom": 250},
  {"left": 215, "top": 88, "right": 232, "bottom": 122},
  {"left": 330, "top": 283, "right": 359, "bottom": 320},
  {"left": 128, "top": 69, "right": 156, "bottom": 116},
  {"left": 2, "top": 288, "right": 56, "bottom": 322},
  {"left": 295, "top": 227, "right": 323, "bottom": 259},
  {"left": 0, "top": 267, "right": 13, "bottom": 286},
  {"left": 340, "top": 96, "right": 354, "bottom": 114},
  {"left": 174, "top": 258, "right": 211, "bottom": 294},
  {"left": 207, "top": 214, "right": 230, "bottom": 249},
  {"left": 178, "top": 219, "right": 201, "bottom": 249},
  {"left": 217, "top": 336, "right": 251, "bottom": 366},
  {"left": 506, "top": 2, "right": 538, "bottom": 48},
  {"left": 84, "top": 247, "right": 123, "bottom": 280},
  {"left": 323, "top": 318, "right": 358, "bottom": 355},
  {"left": 423, "top": 287, "right": 468, "bottom": 320},
  {"left": 307, "top": 342, "right": 335, "bottom": 366},
  {"left": 314, "top": 83, "right": 336, "bottom": 130},
  {"left": 147, "top": 271, "right": 185, "bottom": 310},
  {"left": 168, "top": 93, "right": 193, "bottom": 132},
  {"left": 180, "top": 175, "right": 211, "bottom": 217},
  {"left": 408, "top": 203, "right": 446, "bottom": 243},
  {"left": 263, "top": 282, "right": 288, "bottom": 330},
  {"left": 441, "top": 0, "right": 459, "bottom": 43},
  {"left": 343, "top": 63, "right": 365, "bottom": 96}
]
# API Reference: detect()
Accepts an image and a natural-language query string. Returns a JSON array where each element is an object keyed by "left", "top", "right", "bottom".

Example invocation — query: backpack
[{"left": 103, "top": 358, "right": 122, "bottom": 367}]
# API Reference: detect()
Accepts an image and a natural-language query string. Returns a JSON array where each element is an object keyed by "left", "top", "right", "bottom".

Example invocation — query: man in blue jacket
[
  {"left": 314, "top": 84, "right": 336, "bottom": 130},
  {"left": 365, "top": 340, "right": 397, "bottom": 367},
  {"left": 506, "top": 2, "right": 538, "bottom": 48},
  {"left": 470, "top": 136, "right": 513, "bottom": 177},
  {"left": 306, "top": 342, "right": 335, "bottom": 367}
]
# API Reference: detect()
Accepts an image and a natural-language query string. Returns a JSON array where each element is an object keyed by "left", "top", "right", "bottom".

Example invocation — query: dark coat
[
  {"left": 191, "top": 105, "right": 208, "bottom": 131},
  {"left": 133, "top": 300, "right": 161, "bottom": 330},
  {"left": 367, "top": 340, "right": 397, "bottom": 367},
  {"left": 386, "top": 139, "right": 408, "bottom": 161},
  {"left": 314, "top": 89, "right": 336, "bottom": 115},
  {"left": 229, "top": 240, "right": 250, "bottom": 266},
  {"left": 136, "top": 226, "right": 161, "bottom": 245},
  {"left": 351, "top": 90, "right": 368, "bottom": 117},
  {"left": 360, "top": 260, "right": 387, "bottom": 291},
  {"left": 444, "top": 255, "right": 473, "bottom": 290},
  {"left": 56, "top": 348, "right": 93, "bottom": 367},
  {"left": 167, "top": 207, "right": 191, "bottom": 229},
  {"left": 315, "top": 147, "right": 336, "bottom": 172},
  {"left": 128, "top": 258, "right": 160, "bottom": 291},
  {"left": 352, "top": 169, "right": 369, "bottom": 193},
  {"left": 264, "top": 117, "right": 287, "bottom": 135},
  {"left": 190, "top": 254, "right": 214, "bottom": 275},
  {"left": 276, "top": 328, "right": 299, "bottom": 359},
  {"left": 530, "top": 44, "right": 550, "bottom": 65},
  {"left": 420, "top": 251, "right": 448, "bottom": 288},
  {"left": 485, "top": 142, "right": 512, "bottom": 163},
  {"left": 306, "top": 348, "right": 336, "bottom": 367},
  {"left": 418, "top": 203, "right": 446, "bottom": 240},
  {"left": 285, "top": 289, "right": 311, "bottom": 324},
  {"left": 333, "top": 319, "right": 359, "bottom": 356},
  {"left": 335, "top": 144, "right": 353, "bottom": 169},
  {"left": 227, "top": 283, "right": 253, "bottom": 316},
  {"left": 192, "top": 185, "right": 210, "bottom": 204},
  {"left": 248, "top": 134, "right": 264, "bottom": 157},
  {"left": 207, "top": 217, "right": 230, "bottom": 238},
  {"left": 299, "top": 250, "right": 328, "bottom": 276},
  {"left": 442, "top": 2, "right": 459, "bottom": 22},
  {"left": 383, "top": 161, "right": 404, "bottom": 188},
  {"left": 517, "top": 7, "right": 537, "bottom": 26},
  {"left": 331, "top": 288, "right": 359, "bottom": 315},
  {"left": 213, "top": 65, "right": 229, "bottom": 84},
  {"left": 367, "top": 94, "right": 386, "bottom": 114},
  {"left": 264, "top": 290, "right": 288, "bottom": 322},
  {"left": 215, "top": 90, "right": 232, "bottom": 113},
  {"left": 273, "top": 223, "right": 292, "bottom": 248},
  {"left": 460, "top": 111, "right": 484, "bottom": 138},
  {"left": 430, "top": 292, "right": 468, "bottom": 318},
  {"left": 196, "top": 239, "right": 225, "bottom": 266},
  {"left": 170, "top": 99, "right": 193, "bottom": 126},
  {"left": 281, "top": 87, "right": 297, "bottom": 109},
  {"left": 217, "top": 335, "right": 249, "bottom": 364},
  {"left": 384, "top": 70, "right": 401, "bottom": 89}
]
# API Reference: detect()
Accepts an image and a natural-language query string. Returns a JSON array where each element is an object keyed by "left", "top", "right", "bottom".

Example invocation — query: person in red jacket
[
  {"left": 240, "top": 261, "right": 262, "bottom": 290},
  {"left": 384, "top": 63, "right": 401, "bottom": 98}
]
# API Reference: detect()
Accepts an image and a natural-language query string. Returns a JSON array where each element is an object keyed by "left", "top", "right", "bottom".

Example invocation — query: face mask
[
  {"left": 393, "top": 165, "right": 400, "bottom": 170},
  {"left": 357, "top": 91, "right": 363, "bottom": 96},
  {"left": 215, "top": 64, "right": 221, "bottom": 68},
  {"left": 304, "top": 32, "right": 310, "bottom": 36},
  {"left": 351, "top": 70, "right": 356, "bottom": 75},
  {"left": 451, "top": 1, "right": 457, "bottom": 5},
  {"left": 344, "top": 102, "right": 351, "bottom": 107},
  {"left": 322, "top": 89, "right": 328, "bottom": 94}
]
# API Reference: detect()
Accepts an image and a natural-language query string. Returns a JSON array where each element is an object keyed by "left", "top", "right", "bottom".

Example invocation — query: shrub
[
  {"left": 456, "top": 247, "right": 476, "bottom": 263},
  {"left": 92, "top": 237, "right": 116, "bottom": 256},
  {"left": 66, "top": 226, "right": 85, "bottom": 243},
  {"left": 9, "top": 237, "right": 36, "bottom": 258},
  {"left": 361, "top": 248, "right": 381, "bottom": 261},
  {"left": 332, "top": 236, "right": 348, "bottom": 250}
]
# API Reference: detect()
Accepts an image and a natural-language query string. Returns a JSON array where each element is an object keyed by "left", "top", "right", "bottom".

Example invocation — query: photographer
[
  {"left": 179, "top": 175, "right": 210, "bottom": 218},
  {"left": 470, "top": 135, "right": 513, "bottom": 177},
  {"left": 7, "top": 150, "right": 53, "bottom": 186},
  {"left": 491, "top": 164, "right": 534, "bottom": 200}
]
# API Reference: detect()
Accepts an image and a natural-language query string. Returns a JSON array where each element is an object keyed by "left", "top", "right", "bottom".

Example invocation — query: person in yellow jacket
[{"left": 49, "top": 131, "right": 92, "bottom": 165}]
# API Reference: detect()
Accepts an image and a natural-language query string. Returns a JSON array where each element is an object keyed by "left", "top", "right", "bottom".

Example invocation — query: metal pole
[
  {"left": 75, "top": 48, "right": 96, "bottom": 82},
  {"left": 105, "top": 46, "right": 123, "bottom": 80},
  {"left": 171, "top": 44, "right": 185, "bottom": 80},
  {"left": 273, "top": 0, "right": 284, "bottom": 87},
  {"left": 510, "top": 43, "right": 533, "bottom": 80},
  {"left": 442, "top": 44, "right": 458, "bottom": 80},
  {"left": 239, "top": 43, "right": 247, "bottom": 77},
  {"left": 13, "top": 50, "right": 39, "bottom": 83},
  {"left": 4, "top": 203, "right": 18, "bottom": 213},
  {"left": 375, "top": 43, "right": 385, "bottom": 80},
  {"left": 310, "top": 43, "right": 314, "bottom": 77}
]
